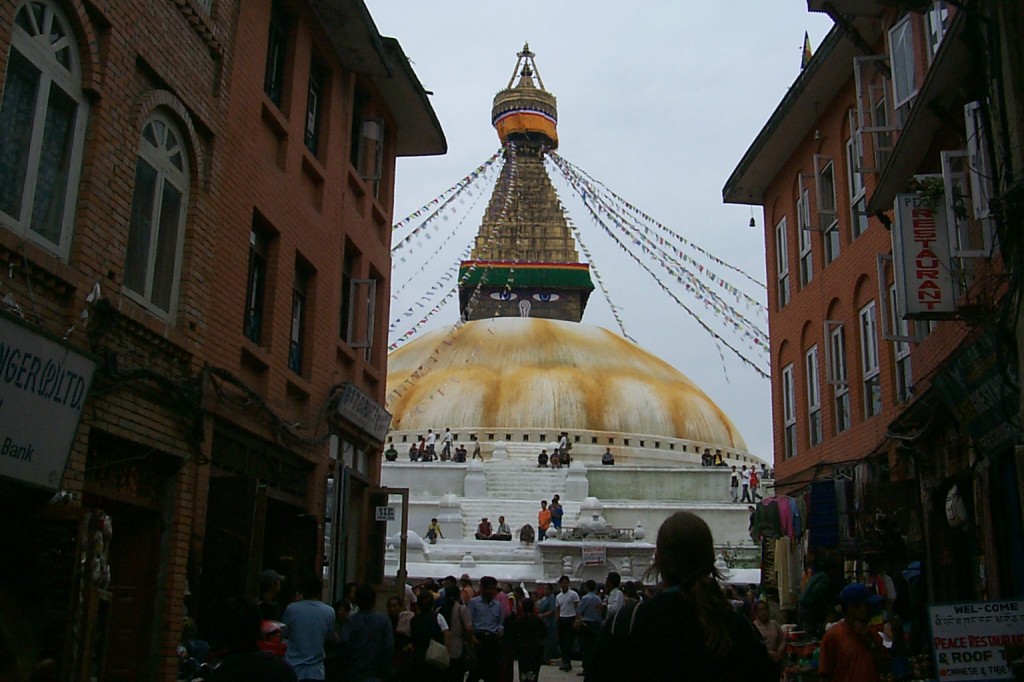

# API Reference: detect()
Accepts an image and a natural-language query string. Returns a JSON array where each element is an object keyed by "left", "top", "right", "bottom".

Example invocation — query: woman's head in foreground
[{"left": 652, "top": 511, "right": 720, "bottom": 586}]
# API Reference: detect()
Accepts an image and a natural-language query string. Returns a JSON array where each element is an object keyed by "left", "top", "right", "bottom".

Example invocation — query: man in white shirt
[
  {"left": 554, "top": 575, "right": 580, "bottom": 672},
  {"left": 604, "top": 571, "right": 624, "bottom": 619},
  {"left": 493, "top": 515, "right": 512, "bottom": 541},
  {"left": 741, "top": 465, "right": 753, "bottom": 503},
  {"left": 558, "top": 432, "right": 569, "bottom": 464},
  {"left": 425, "top": 429, "right": 436, "bottom": 459},
  {"left": 441, "top": 427, "right": 453, "bottom": 460}
]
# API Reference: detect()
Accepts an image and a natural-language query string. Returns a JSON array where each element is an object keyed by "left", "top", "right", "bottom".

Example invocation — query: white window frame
[
  {"left": 775, "top": 216, "right": 790, "bottom": 308},
  {"left": 926, "top": 1, "right": 949, "bottom": 63},
  {"left": 889, "top": 15, "right": 918, "bottom": 113},
  {"left": 797, "top": 179, "right": 813, "bottom": 286},
  {"left": 964, "top": 100, "right": 996, "bottom": 227},
  {"left": 289, "top": 265, "right": 309, "bottom": 375},
  {"left": 876, "top": 253, "right": 917, "bottom": 343},
  {"left": 846, "top": 112, "right": 869, "bottom": 239},
  {"left": 305, "top": 56, "right": 325, "bottom": 156},
  {"left": 825, "top": 321, "right": 851, "bottom": 434},
  {"left": 806, "top": 346, "right": 823, "bottom": 447},
  {"left": 814, "top": 156, "right": 840, "bottom": 264},
  {"left": 939, "top": 150, "right": 977, "bottom": 294},
  {"left": 124, "top": 113, "right": 190, "bottom": 319},
  {"left": 346, "top": 278, "right": 377, "bottom": 355},
  {"left": 357, "top": 119, "right": 385, "bottom": 198},
  {"left": 859, "top": 301, "right": 882, "bottom": 418},
  {"left": 853, "top": 56, "right": 897, "bottom": 174},
  {"left": 782, "top": 363, "right": 797, "bottom": 460},
  {"left": 0, "top": 1, "right": 89, "bottom": 258},
  {"left": 889, "top": 283, "right": 913, "bottom": 403}
]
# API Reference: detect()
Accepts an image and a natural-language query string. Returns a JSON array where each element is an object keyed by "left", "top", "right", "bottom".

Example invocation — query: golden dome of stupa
[{"left": 386, "top": 318, "right": 748, "bottom": 453}]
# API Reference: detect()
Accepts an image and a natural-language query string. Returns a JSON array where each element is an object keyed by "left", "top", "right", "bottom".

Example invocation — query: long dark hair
[
  {"left": 439, "top": 584, "right": 461, "bottom": 626},
  {"left": 648, "top": 511, "right": 733, "bottom": 657}
]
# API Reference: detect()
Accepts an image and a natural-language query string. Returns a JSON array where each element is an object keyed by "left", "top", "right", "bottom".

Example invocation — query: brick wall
[{"left": 759, "top": 7, "right": 987, "bottom": 489}]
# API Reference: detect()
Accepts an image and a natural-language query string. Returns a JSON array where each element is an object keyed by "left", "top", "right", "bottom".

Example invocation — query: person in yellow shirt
[{"left": 426, "top": 518, "right": 443, "bottom": 544}]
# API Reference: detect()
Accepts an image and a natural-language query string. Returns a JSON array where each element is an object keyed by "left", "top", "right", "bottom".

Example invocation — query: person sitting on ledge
[
  {"left": 384, "top": 443, "right": 398, "bottom": 462},
  {"left": 601, "top": 448, "right": 615, "bottom": 466},
  {"left": 493, "top": 516, "right": 513, "bottom": 541},
  {"left": 426, "top": 518, "right": 443, "bottom": 545},
  {"left": 475, "top": 517, "right": 493, "bottom": 540},
  {"left": 408, "top": 441, "right": 420, "bottom": 462},
  {"left": 713, "top": 449, "right": 726, "bottom": 467},
  {"left": 454, "top": 444, "right": 467, "bottom": 463},
  {"left": 701, "top": 448, "right": 713, "bottom": 467},
  {"left": 537, "top": 449, "right": 549, "bottom": 468},
  {"left": 550, "top": 450, "right": 561, "bottom": 469}
]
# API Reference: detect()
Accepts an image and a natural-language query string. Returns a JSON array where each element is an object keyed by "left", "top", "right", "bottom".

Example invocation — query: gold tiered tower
[{"left": 458, "top": 44, "right": 594, "bottom": 322}]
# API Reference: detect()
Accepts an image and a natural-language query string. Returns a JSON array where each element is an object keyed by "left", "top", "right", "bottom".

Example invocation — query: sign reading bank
[{"left": 0, "top": 316, "right": 95, "bottom": 490}]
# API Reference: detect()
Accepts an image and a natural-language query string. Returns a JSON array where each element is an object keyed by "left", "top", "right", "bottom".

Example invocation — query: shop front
[
  {"left": 325, "top": 382, "right": 392, "bottom": 602},
  {"left": 197, "top": 422, "right": 317, "bottom": 648},
  {"left": 0, "top": 314, "right": 97, "bottom": 680}
]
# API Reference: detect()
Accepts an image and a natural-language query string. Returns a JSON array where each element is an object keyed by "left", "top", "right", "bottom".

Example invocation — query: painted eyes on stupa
[{"left": 489, "top": 292, "right": 561, "bottom": 302}]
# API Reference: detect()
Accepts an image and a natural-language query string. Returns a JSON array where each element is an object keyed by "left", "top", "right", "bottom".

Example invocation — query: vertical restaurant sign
[
  {"left": 0, "top": 316, "right": 95, "bottom": 490},
  {"left": 892, "top": 193, "right": 957, "bottom": 318},
  {"left": 929, "top": 600, "right": 1024, "bottom": 681}
]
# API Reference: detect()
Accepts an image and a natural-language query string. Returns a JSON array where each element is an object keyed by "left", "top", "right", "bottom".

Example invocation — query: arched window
[
  {"left": 125, "top": 113, "right": 190, "bottom": 317},
  {"left": 0, "top": 1, "right": 89, "bottom": 255}
]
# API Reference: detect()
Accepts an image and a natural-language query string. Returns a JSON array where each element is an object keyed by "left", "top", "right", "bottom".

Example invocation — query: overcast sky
[{"left": 367, "top": 2, "right": 835, "bottom": 459}]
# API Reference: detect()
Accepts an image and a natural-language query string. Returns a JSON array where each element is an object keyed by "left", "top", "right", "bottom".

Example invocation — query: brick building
[
  {"left": 724, "top": 1, "right": 1023, "bottom": 606},
  {"left": 0, "top": 0, "right": 443, "bottom": 678}
]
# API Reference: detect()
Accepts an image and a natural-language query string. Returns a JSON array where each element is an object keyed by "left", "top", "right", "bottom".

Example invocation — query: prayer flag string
[
  {"left": 548, "top": 154, "right": 768, "bottom": 346},
  {"left": 386, "top": 143, "right": 522, "bottom": 406},
  {"left": 391, "top": 150, "right": 503, "bottom": 254},
  {"left": 549, "top": 151, "right": 768, "bottom": 290}
]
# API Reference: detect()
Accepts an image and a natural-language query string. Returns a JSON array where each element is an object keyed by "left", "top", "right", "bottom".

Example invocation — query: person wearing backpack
[
  {"left": 410, "top": 591, "right": 450, "bottom": 681},
  {"left": 590, "top": 512, "right": 775, "bottom": 681}
]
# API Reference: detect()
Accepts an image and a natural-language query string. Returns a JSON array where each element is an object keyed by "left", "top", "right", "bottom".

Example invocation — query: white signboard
[
  {"left": 0, "top": 316, "right": 95, "bottom": 490},
  {"left": 375, "top": 505, "right": 395, "bottom": 522},
  {"left": 929, "top": 600, "right": 1024, "bottom": 681},
  {"left": 582, "top": 545, "right": 606, "bottom": 567},
  {"left": 892, "top": 193, "right": 957, "bottom": 318},
  {"left": 336, "top": 382, "right": 392, "bottom": 442}
]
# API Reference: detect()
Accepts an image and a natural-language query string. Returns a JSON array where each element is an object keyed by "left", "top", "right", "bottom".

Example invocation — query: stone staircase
[
  {"left": 458, "top": 498, "right": 581, "bottom": 539},
  {"left": 456, "top": 458, "right": 581, "bottom": 538},
  {"left": 483, "top": 459, "right": 569, "bottom": 498}
]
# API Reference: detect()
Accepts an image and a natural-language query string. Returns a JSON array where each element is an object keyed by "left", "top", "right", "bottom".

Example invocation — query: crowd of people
[
  {"left": 184, "top": 510, "right": 914, "bottom": 681},
  {"left": 729, "top": 463, "right": 769, "bottom": 503},
  {"left": 385, "top": 430, "right": 591, "bottom": 467},
  {"left": 382, "top": 429, "right": 484, "bottom": 464}
]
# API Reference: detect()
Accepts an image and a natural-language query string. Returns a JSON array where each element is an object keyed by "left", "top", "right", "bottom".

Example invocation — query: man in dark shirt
[
  {"left": 257, "top": 569, "right": 285, "bottom": 621},
  {"left": 475, "top": 517, "right": 493, "bottom": 540},
  {"left": 208, "top": 596, "right": 297, "bottom": 682},
  {"left": 347, "top": 584, "right": 394, "bottom": 681},
  {"left": 468, "top": 576, "right": 505, "bottom": 682}
]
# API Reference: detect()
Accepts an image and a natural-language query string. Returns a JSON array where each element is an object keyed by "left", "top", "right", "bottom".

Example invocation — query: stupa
[{"left": 382, "top": 45, "right": 765, "bottom": 584}]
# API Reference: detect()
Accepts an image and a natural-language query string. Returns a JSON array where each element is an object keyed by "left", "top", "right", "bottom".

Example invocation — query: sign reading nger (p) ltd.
[{"left": 0, "top": 316, "right": 95, "bottom": 490}]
